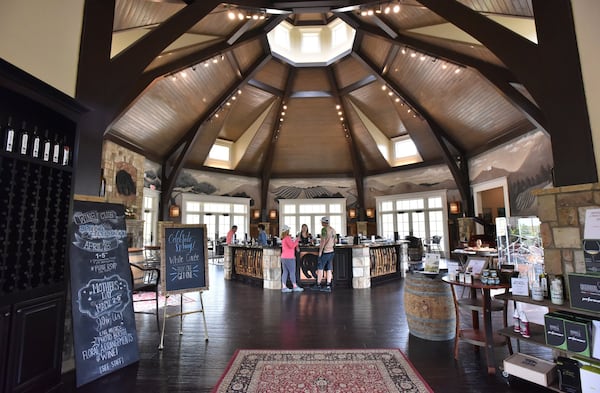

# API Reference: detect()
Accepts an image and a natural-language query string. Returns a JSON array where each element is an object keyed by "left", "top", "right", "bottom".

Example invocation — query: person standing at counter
[
  {"left": 280, "top": 225, "right": 303, "bottom": 293},
  {"left": 257, "top": 223, "right": 268, "bottom": 246},
  {"left": 298, "top": 224, "right": 312, "bottom": 245},
  {"left": 226, "top": 225, "right": 237, "bottom": 245},
  {"left": 314, "top": 216, "right": 336, "bottom": 292}
]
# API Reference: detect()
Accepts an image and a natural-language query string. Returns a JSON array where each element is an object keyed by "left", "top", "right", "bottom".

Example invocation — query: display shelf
[
  {"left": 494, "top": 292, "right": 599, "bottom": 319},
  {"left": 459, "top": 328, "right": 509, "bottom": 348},
  {"left": 458, "top": 297, "right": 506, "bottom": 312}
]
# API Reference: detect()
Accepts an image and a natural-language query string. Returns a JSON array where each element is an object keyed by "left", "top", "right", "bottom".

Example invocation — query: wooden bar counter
[{"left": 224, "top": 242, "right": 405, "bottom": 290}]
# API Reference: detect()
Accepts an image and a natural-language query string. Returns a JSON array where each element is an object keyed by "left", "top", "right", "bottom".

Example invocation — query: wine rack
[{"left": 0, "top": 58, "right": 84, "bottom": 393}]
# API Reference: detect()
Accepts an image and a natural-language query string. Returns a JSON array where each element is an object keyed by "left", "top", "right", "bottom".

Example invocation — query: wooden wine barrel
[{"left": 403, "top": 272, "right": 456, "bottom": 341}]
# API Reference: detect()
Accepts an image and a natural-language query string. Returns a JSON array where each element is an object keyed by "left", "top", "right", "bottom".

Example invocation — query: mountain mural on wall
[
  {"left": 470, "top": 130, "right": 553, "bottom": 216},
  {"left": 268, "top": 178, "right": 357, "bottom": 210}
]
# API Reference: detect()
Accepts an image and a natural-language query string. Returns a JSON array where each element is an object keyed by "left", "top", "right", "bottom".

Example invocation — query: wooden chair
[{"left": 129, "top": 262, "right": 161, "bottom": 331}]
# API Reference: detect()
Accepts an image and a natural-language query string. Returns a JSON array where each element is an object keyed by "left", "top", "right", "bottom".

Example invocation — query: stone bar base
[
  {"left": 262, "top": 248, "right": 282, "bottom": 290},
  {"left": 352, "top": 247, "right": 371, "bottom": 289}
]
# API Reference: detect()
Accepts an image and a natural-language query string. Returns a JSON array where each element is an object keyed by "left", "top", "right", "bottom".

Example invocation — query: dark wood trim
[
  {"left": 351, "top": 50, "right": 472, "bottom": 209},
  {"left": 418, "top": 0, "right": 597, "bottom": 186},
  {"left": 161, "top": 54, "right": 273, "bottom": 219},
  {"left": 260, "top": 67, "right": 297, "bottom": 218},
  {"left": 247, "top": 79, "right": 284, "bottom": 97},
  {"left": 327, "top": 66, "right": 366, "bottom": 215}
]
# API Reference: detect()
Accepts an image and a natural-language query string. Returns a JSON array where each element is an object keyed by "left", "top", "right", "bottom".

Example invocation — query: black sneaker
[
  {"left": 310, "top": 285, "right": 322, "bottom": 291},
  {"left": 320, "top": 285, "right": 332, "bottom": 292}
]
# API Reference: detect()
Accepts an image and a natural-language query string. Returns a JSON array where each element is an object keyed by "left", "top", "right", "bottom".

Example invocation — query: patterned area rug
[{"left": 212, "top": 349, "right": 433, "bottom": 393}]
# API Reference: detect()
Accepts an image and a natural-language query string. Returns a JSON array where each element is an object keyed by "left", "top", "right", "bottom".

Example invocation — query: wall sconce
[
  {"left": 366, "top": 208, "right": 375, "bottom": 218},
  {"left": 348, "top": 208, "right": 357, "bottom": 219},
  {"left": 252, "top": 209, "right": 260, "bottom": 219},
  {"left": 449, "top": 201, "right": 461, "bottom": 214},
  {"left": 269, "top": 209, "right": 277, "bottom": 220},
  {"left": 169, "top": 204, "right": 181, "bottom": 218}
]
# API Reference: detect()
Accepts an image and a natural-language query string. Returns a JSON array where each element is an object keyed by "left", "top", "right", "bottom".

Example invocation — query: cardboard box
[
  {"left": 504, "top": 352, "right": 557, "bottom": 387},
  {"left": 565, "top": 317, "right": 593, "bottom": 357},
  {"left": 581, "top": 365, "right": 600, "bottom": 393},
  {"left": 545, "top": 312, "right": 567, "bottom": 350},
  {"left": 568, "top": 273, "right": 600, "bottom": 313}
]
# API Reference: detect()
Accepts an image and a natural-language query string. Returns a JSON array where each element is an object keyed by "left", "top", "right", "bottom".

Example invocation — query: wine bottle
[
  {"left": 19, "top": 121, "right": 29, "bottom": 155},
  {"left": 52, "top": 134, "right": 60, "bottom": 164},
  {"left": 42, "top": 129, "right": 51, "bottom": 161},
  {"left": 31, "top": 126, "right": 40, "bottom": 158},
  {"left": 61, "top": 136, "right": 70, "bottom": 166},
  {"left": 2, "top": 116, "right": 15, "bottom": 152},
  {"left": 99, "top": 168, "right": 106, "bottom": 197}
]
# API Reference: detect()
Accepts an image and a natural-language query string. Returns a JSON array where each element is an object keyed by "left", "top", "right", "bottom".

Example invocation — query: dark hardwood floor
[{"left": 61, "top": 264, "right": 553, "bottom": 392}]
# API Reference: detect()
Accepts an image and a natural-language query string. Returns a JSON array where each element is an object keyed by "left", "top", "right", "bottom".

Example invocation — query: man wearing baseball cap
[{"left": 314, "top": 216, "right": 336, "bottom": 292}]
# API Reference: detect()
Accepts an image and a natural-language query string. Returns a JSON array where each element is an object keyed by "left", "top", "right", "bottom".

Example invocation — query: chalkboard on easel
[
  {"left": 69, "top": 201, "right": 139, "bottom": 387},
  {"left": 161, "top": 224, "right": 209, "bottom": 294}
]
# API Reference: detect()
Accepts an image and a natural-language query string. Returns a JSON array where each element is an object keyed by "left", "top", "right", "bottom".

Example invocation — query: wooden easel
[
  {"left": 158, "top": 290, "right": 208, "bottom": 350},
  {"left": 158, "top": 224, "right": 210, "bottom": 350}
]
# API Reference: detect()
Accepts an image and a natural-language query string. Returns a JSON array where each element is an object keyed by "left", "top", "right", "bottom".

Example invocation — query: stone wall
[{"left": 534, "top": 183, "right": 598, "bottom": 276}]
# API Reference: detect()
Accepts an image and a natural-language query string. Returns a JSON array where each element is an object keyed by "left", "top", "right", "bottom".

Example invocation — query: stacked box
[
  {"left": 504, "top": 353, "right": 556, "bottom": 387},
  {"left": 568, "top": 273, "right": 600, "bottom": 313},
  {"left": 545, "top": 312, "right": 567, "bottom": 350},
  {"left": 565, "top": 316, "right": 594, "bottom": 357}
]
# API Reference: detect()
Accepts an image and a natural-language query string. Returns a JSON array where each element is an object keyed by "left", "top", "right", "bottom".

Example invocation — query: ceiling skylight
[{"left": 267, "top": 18, "right": 356, "bottom": 66}]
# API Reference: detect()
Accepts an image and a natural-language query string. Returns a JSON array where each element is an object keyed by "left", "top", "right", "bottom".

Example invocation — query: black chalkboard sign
[
  {"left": 69, "top": 201, "right": 139, "bottom": 387},
  {"left": 161, "top": 224, "right": 209, "bottom": 294}
]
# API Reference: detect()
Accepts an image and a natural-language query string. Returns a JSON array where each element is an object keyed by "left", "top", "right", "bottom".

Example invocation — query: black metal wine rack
[{"left": 0, "top": 153, "right": 71, "bottom": 294}]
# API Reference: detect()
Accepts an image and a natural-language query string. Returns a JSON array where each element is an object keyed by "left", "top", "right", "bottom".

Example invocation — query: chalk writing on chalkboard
[
  {"left": 161, "top": 224, "right": 208, "bottom": 294},
  {"left": 69, "top": 201, "right": 139, "bottom": 387}
]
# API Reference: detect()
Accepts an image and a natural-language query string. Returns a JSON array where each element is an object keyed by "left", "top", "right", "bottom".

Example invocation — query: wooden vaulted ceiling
[{"left": 82, "top": 0, "right": 595, "bottom": 215}]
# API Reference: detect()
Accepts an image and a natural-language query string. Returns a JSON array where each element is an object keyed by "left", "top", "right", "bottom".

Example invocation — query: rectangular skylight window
[
  {"left": 392, "top": 135, "right": 422, "bottom": 166},
  {"left": 209, "top": 143, "right": 230, "bottom": 161},
  {"left": 301, "top": 32, "right": 320, "bottom": 53}
]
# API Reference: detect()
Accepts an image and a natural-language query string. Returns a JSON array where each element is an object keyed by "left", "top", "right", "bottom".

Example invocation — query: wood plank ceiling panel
[
  {"left": 359, "top": 34, "right": 393, "bottom": 71},
  {"left": 332, "top": 56, "right": 373, "bottom": 90},
  {"left": 231, "top": 39, "right": 266, "bottom": 73},
  {"left": 271, "top": 97, "right": 353, "bottom": 176},
  {"left": 252, "top": 59, "right": 290, "bottom": 91},
  {"left": 345, "top": 81, "right": 406, "bottom": 138},
  {"left": 383, "top": 42, "right": 533, "bottom": 151},
  {"left": 400, "top": 31, "right": 506, "bottom": 67},
  {"left": 291, "top": 68, "right": 333, "bottom": 93},
  {"left": 356, "top": 2, "right": 444, "bottom": 31},
  {"left": 458, "top": 0, "right": 533, "bottom": 16},
  {"left": 114, "top": 0, "right": 183, "bottom": 30},
  {"left": 110, "top": 56, "right": 239, "bottom": 158},
  {"left": 219, "top": 85, "right": 276, "bottom": 141},
  {"left": 340, "top": 96, "right": 390, "bottom": 173}
]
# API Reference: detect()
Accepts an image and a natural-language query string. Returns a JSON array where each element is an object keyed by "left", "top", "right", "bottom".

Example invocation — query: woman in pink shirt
[{"left": 280, "top": 225, "right": 303, "bottom": 292}]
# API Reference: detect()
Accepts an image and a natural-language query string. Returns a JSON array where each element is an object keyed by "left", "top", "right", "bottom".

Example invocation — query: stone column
[
  {"left": 351, "top": 246, "right": 371, "bottom": 289},
  {"left": 223, "top": 245, "right": 232, "bottom": 280},
  {"left": 262, "top": 248, "right": 282, "bottom": 290}
]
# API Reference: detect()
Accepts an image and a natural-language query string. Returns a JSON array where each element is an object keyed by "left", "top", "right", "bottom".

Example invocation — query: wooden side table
[{"left": 442, "top": 276, "right": 513, "bottom": 374}]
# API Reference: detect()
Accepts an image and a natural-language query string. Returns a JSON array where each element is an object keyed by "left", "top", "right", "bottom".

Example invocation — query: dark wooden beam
[
  {"left": 327, "top": 66, "right": 366, "bottom": 217},
  {"left": 417, "top": 0, "right": 597, "bottom": 186},
  {"left": 339, "top": 74, "right": 376, "bottom": 95},
  {"left": 247, "top": 79, "right": 284, "bottom": 96},
  {"left": 351, "top": 50, "right": 472, "bottom": 212},
  {"left": 260, "top": 68, "right": 298, "bottom": 219},
  {"left": 161, "top": 54, "right": 273, "bottom": 219}
]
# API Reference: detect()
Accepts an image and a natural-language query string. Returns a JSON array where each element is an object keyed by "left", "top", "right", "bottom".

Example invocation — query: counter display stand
[{"left": 494, "top": 292, "right": 600, "bottom": 391}]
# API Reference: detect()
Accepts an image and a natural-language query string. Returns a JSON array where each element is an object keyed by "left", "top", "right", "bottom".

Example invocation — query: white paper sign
[
  {"left": 424, "top": 253, "right": 440, "bottom": 273},
  {"left": 511, "top": 277, "right": 529, "bottom": 296},
  {"left": 584, "top": 209, "right": 600, "bottom": 239}
]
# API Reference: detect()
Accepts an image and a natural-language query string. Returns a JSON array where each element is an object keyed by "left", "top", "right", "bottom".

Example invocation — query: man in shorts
[{"left": 314, "top": 216, "right": 336, "bottom": 292}]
